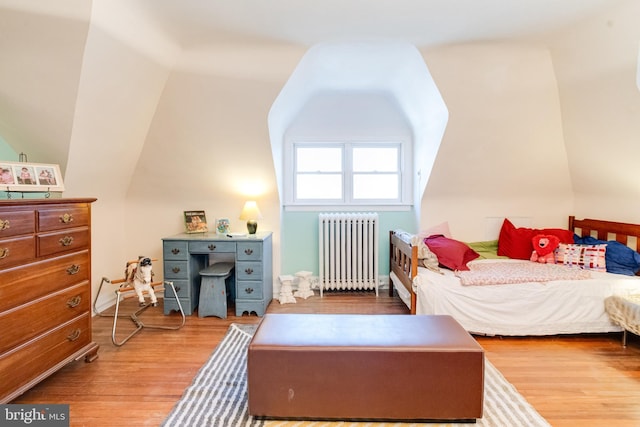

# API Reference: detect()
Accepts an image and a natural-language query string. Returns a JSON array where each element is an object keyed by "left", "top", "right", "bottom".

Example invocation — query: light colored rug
[{"left": 162, "top": 324, "right": 550, "bottom": 427}]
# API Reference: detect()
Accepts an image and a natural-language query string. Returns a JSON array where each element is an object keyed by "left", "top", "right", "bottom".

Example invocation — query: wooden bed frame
[{"left": 389, "top": 216, "right": 640, "bottom": 314}]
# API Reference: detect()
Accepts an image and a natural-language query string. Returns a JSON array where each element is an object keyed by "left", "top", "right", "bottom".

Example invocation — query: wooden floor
[{"left": 11, "top": 291, "right": 640, "bottom": 427}]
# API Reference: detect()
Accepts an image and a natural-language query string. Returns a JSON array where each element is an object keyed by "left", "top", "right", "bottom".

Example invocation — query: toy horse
[{"left": 126, "top": 256, "right": 158, "bottom": 306}]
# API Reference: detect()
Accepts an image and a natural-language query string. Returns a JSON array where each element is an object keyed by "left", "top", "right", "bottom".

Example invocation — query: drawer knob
[
  {"left": 172, "top": 267, "right": 181, "bottom": 274},
  {"left": 59, "top": 213, "right": 74, "bottom": 224},
  {"left": 244, "top": 267, "right": 254, "bottom": 275},
  {"left": 208, "top": 244, "right": 216, "bottom": 251},
  {"left": 0, "top": 248, "right": 8, "bottom": 259},
  {"left": 245, "top": 287, "right": 254, "bottom": 294},
  {"left": 67, "top": 295, "right": 82, "bottom": 308},
  {"left": 171, "top": 248, "right": 181, "bottom": 255},
  {"left": 67, "top": 329, "right": 81, "bottom": 342},
  {"left": 244, "top": 248, "right": 253, "bottom": 255},
  {"left": 59, "top": 236, "right": 74, "bottom": 246},
  {"left": 67, "top": 264, "right": 80, "bottom": 275},
  {"left": 0, "top": 219, "right": 9, "bottom": 230}
]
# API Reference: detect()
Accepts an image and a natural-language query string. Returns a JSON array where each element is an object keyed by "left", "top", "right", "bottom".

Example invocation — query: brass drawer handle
[
  {"left": 59, "top": 213, "right": 74, "bottom": 224},
  {"left": 171, "top": 248, "right": 181, "bottom": 255},
  {"left": 244, "top": 248, "right": 253, "bottom": 255},
  {"left": 208, "top": 244, "right": 216, "bottom": 251},
  {"left": 244, "top": 267, "right": 254, "bottom": 275},
  {"left": 59, "top": 236, "right": 74, "bottom": 246},
  {"left": 172, "top": 267, "right": 181, "bottom": 274},
  {"left": 0, "top": 219, "right": 9, "bottom": 231},
  {"left": 67, "top": 264, "right": 80, "bottom": 275},
  {"left": 0, "top": 248, "right": 8, "bottom": 259},
  {"left": 67, "top": 295, "right": 82, "bottom": 308},
  {"left": 245, "top": 287, "right": 254, "bottom": 294},
  {"left": 67, "top": 329, "right": 81, "bottom": 342}
]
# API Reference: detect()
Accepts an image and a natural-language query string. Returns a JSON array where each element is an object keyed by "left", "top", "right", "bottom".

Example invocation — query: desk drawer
[
  {"left": 237, "top": 261, "right": 263, "bottom": 280},
  {"left": 189, "top": 241, "right": 235, "bottom": 254},
  {"left": 237, "top": 242, "right": 262, "bottom": 261},
  {"left": 237, "top": 281, "right": 263, "bottom": 300},
  {"left": 0, "top": 209, "right": 35, "bottom": 238},
  {"left": 164, "top": 279, "right": 190, "bottom": 298},
  {"left": 163, "top": 241, "right": 188, "bottom": 260},
  {"left": 164, "top": 260, "right": 189, "bottom": 279}
]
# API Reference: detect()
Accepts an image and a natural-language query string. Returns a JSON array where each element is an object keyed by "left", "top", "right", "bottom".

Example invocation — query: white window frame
[{"left": 283, "top": 140, "right": 411, "bottom": 209}]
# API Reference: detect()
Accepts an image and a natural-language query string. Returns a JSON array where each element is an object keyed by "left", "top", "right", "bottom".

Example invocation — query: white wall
[{"left": 418, "top": 44, "right": 574, "bottom": 240}]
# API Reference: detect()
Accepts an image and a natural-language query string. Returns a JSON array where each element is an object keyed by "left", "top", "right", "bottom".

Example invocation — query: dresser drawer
[
  {"left": 237, "top": 242, "right": 262, "bottom": 261},
  {"left": 37, "top": 205, "right": 90, "bottom": 232},
  {"left": 38, "top": 228, "right": 89, "bottom": 257},
  {"left": 163, "top": 241, "right": 189, "bottom": 260},
  {"left": 237, "top": 261, "right": 263, "bottom": 280},
  {"left": 0, "top": 313, "right": 91, "bottom": 400},
  {"left": 0, "top": 235, "right": 36, "bottom": 269},
  {"left": 236, "top": 281, "right": 263, "bottom": 300},
  {"left": 189, "top": 241, "right": 235, "bottom": 254},
  {"left": 0, "top": 251, "right": 89, "bottom": 312},
  {"left": 164, "top": 260, "right": 189, "bottom": 279},
  {"left": 0, "top": 209, "right": 35, "bottom": 238},
  {"left": 0, "top": 283, "right": 90, "bottom": 354}
]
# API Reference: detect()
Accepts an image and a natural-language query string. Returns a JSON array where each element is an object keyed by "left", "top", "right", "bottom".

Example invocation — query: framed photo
[
  {"left": 0, "top": 161, "right": 65, "bottom": 192},
  {"left": 215, "top": 218, "right": 230, "bottom": 234},
  {"left": 184, "top": 210, "right": 208, "bottom": 233}
]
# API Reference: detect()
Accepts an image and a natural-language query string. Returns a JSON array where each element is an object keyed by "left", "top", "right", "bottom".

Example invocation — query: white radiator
[{"left": 318, "top": 212, "right": 379, "bottom": 296}]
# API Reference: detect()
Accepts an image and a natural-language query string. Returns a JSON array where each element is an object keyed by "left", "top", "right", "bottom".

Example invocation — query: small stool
[{"left": 199, "top": 262, "right": 235, "bottom": 318}]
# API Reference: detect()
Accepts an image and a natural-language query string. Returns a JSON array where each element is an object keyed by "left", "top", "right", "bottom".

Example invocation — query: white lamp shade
[{"left": 239, "top": 201, "right": 263, "bottom": 221}]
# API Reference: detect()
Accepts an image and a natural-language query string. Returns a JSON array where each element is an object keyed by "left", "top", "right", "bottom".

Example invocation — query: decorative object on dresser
[
  {"left": 184, "top": 210, "right": 208, "bottom": 233},
  {"left": 0, "top": 198, "right": 98, "bottom": 403},
  {"left": 162, "top": 232, "right": 273, "bottom": 316},
  {"left": 0, "top": 161, "right": 65, "bottom": 194}
]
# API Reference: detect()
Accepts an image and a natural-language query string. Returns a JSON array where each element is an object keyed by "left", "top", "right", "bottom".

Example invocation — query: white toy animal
[{"left": 126, "top": 256, "right": 158, "bottom": 306}]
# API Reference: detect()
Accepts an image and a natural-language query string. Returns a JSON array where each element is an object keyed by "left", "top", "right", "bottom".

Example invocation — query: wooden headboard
[{"left": 569, "top": 216, "right": 640, "bottom": 253}]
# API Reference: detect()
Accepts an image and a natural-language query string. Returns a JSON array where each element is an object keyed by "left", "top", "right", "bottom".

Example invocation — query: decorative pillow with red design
[{"left": 530, "top": 234, "right": 560, "bottom": 263}]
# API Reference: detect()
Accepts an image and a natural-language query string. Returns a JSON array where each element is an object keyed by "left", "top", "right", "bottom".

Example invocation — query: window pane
[
  {"left": 353, "top": 174, "right": 398, "bottom": 199},
  {"left": 353, "top": 147, "right": 398, "bottom": 172},
  {"left": 297, "top": 147, "right": 342, "bottom": 172},
  {"left": 296, "top": 174, "right": 342, "bottom": 199}
]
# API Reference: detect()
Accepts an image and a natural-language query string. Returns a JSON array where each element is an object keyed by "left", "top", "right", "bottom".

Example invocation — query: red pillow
[
  {"left": 424, "top": 235, "right": 479, "bottom": 271},
  {"left": 497, "top": 218, "right": 573, "bottom": 260}
]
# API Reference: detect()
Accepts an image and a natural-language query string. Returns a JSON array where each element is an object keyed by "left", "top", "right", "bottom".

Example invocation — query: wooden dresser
[{"left": 0, "top": 198, "right": 98, "bottom": 403}]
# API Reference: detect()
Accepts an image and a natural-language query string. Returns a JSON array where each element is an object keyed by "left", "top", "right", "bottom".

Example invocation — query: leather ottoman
[{"left": 247, "top": 314, "right": 484, "bottom": 421}]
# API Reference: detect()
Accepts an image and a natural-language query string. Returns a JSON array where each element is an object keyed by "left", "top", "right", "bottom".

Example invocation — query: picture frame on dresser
[{"left": 0, "top": 161, "right": 65, "bottom": 192}]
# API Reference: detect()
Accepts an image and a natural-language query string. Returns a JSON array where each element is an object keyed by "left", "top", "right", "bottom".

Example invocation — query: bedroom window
[{"left": 288, "top": 141, "right": 407, "bottom": 207}]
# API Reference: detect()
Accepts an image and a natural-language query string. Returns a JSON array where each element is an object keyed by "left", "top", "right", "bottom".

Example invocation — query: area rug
[{"left": 161, "top": 324, "right": 550, "bottom": 427}]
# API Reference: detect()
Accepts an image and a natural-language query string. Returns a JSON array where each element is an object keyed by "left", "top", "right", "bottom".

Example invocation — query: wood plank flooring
[{"left": 11, "top": 291, "right": 640, "bottom": 427}]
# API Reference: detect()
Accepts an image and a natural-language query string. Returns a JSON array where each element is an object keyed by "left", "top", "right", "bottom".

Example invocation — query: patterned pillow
[{"left": 555, "top": 243, "right": 607, "bottom": 272}]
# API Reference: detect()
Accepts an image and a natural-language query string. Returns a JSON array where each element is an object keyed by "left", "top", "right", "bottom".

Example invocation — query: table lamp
[{"left": 239, "top": 201, "right": 262, "bottom": 234}]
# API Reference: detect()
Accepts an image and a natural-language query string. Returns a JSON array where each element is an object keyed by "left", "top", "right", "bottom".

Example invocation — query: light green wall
[{"left": 281, "top": 210, "right": 416, "bottom": 276}]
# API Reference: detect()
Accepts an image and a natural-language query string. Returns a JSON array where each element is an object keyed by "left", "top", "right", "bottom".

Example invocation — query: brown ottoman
[{"left": 247, "top": 314, "right": 484, "bottom": 421}]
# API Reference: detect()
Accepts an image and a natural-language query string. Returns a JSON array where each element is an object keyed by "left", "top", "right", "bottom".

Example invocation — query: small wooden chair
[{"left": 93, "top": 258, "right": 186, "bottom": 346}]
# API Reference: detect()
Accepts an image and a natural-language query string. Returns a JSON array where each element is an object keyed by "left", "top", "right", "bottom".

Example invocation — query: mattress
[{"left": 393, "top": 259, "right": 640, "bottom": 336}]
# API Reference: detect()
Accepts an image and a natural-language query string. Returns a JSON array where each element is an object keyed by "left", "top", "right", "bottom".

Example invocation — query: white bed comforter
[{"left": 394, "top": 259, "right": 640, "bottom": 336}]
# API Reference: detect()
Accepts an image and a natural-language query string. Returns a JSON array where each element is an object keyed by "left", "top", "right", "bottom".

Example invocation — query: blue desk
[{"left": 162, "top": 232, "right": 273, "bottom": 316}]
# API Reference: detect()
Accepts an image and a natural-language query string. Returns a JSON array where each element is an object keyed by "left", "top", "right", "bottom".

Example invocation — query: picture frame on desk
[
  {"left": 0, "top": 161, "right": 64, "bottom": 192},
  {"left": 215, "top": 218, "right": 231, "bottom": 234},
  {"left": 184, "top": 210, "right": 208, "bottom": 233}
]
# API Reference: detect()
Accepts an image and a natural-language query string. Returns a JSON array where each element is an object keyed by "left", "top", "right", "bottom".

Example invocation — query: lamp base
[{"left": 246, "top": 220, "right": 258, "bottom": 234}]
